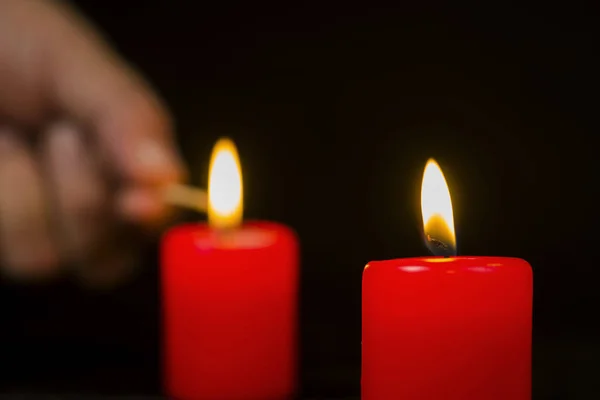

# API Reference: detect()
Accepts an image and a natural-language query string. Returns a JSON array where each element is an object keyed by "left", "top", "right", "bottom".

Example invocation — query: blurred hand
[{"left": 0, "top": 0, "right": 185, "bottom": 286}]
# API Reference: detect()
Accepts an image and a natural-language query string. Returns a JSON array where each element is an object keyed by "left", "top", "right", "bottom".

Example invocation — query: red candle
[
  {"left": 361, "top": 159, "right": 533, "bottom": 400},
  {"left": 162, "top": 139, "right": 299, "bottom": 400}
]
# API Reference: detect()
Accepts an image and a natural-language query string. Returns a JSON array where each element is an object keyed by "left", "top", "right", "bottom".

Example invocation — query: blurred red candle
[
  {"left": 162, "top": 138, "right": 299, "bottom": 400},
  {"left": 362, "top": 159, "right": 533, "bottom": 400}
]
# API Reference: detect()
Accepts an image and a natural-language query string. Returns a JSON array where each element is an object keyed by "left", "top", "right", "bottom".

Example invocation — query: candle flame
[
  {"left": 420, "top": 158, "right": 456, "bottom": 256},
  {"left": 208, "top": 138, "right": 243, "bottom": 229}
]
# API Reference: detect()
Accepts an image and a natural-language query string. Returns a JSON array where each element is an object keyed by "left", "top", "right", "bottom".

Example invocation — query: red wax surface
[
  {"left": 362, "top": 256, "right": 533, "bottom": 400},
  {"left": 162, "top": 221, "right": 299, "bottom": 400}
]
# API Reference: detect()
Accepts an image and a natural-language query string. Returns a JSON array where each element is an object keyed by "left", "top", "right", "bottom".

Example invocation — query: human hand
[{"left": 0, "top": 0, "right": 186, "bottom": 286}]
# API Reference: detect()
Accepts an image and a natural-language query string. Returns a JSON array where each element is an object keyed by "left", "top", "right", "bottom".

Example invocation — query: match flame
[
  {"left": 208, "top": 138, "right": 243, "bottom": 229},
  {"left": 420, "top": 158, "right": 456, "bottom": 256}
]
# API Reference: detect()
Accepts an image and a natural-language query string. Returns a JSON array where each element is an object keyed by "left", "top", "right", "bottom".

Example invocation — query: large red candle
[
  {"left": 162, "top": 139, "right": 299, "bottom": 400},
  {"left": 361, "top": 159, "right": 533, "bottom": 400}
]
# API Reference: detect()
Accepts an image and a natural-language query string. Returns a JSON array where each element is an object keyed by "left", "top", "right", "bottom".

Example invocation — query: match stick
[{"left": 163, "top": 183, "right": 208, "bottom": 213}]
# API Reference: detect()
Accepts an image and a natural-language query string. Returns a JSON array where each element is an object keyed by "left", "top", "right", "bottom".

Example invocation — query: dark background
[{"left": 1, "top": 2, "right": 598, "bottom": 399}]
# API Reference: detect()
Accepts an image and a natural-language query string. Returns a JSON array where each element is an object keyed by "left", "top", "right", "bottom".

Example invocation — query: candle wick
[{"left": 424, "top": 234, "right": 456, "bottom": 257}]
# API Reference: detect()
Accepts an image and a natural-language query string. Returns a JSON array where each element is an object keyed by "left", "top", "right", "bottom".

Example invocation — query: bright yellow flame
[
  {"left": 208, "top": 138, "right": 243, "bottom": 229},
  {"left": 420, "top": 158, "right": 456, "bottom": 253}
]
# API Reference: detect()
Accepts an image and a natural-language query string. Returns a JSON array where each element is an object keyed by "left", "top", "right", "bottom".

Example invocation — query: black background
[{"left": 1, "top": 2, "right": 598, "bottom": 399}]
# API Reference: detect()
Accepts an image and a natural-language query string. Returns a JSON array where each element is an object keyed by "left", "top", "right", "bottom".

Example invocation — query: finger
[
  {"left": 42, "top": 121, "right": 108, "bottom": 261},
  {"left": 117, "top": 186, "right": 177, "bottom": 228},
  {"left": 42, "top": 121, "right": 139, "bottom": 288},
  {"left": 0, "top": 0, "right": 186, "bottom": 223},
  {"left": 0, "top": 128, "right": 58, "bottom": 279}
]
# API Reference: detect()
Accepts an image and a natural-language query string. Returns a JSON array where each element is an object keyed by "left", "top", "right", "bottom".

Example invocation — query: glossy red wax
[
  {"left": 162, "top": 221, "right": 299, "bottom": 400},
  {"left": 362, "top": 256, "right": 533, "bottom": 400}
]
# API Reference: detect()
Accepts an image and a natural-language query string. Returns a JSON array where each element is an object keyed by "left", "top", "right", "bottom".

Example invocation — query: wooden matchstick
[{"left": 163, "top": 183, "right": 208, "bottom": 213}]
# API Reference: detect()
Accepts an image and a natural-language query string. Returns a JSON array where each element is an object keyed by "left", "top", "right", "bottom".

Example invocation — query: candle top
[
  {"left": 365, "top": 256, "right": 531, "bottom": 274},
  {"left": 164, "top": 221, "right": 297, "bottom": 251}
]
